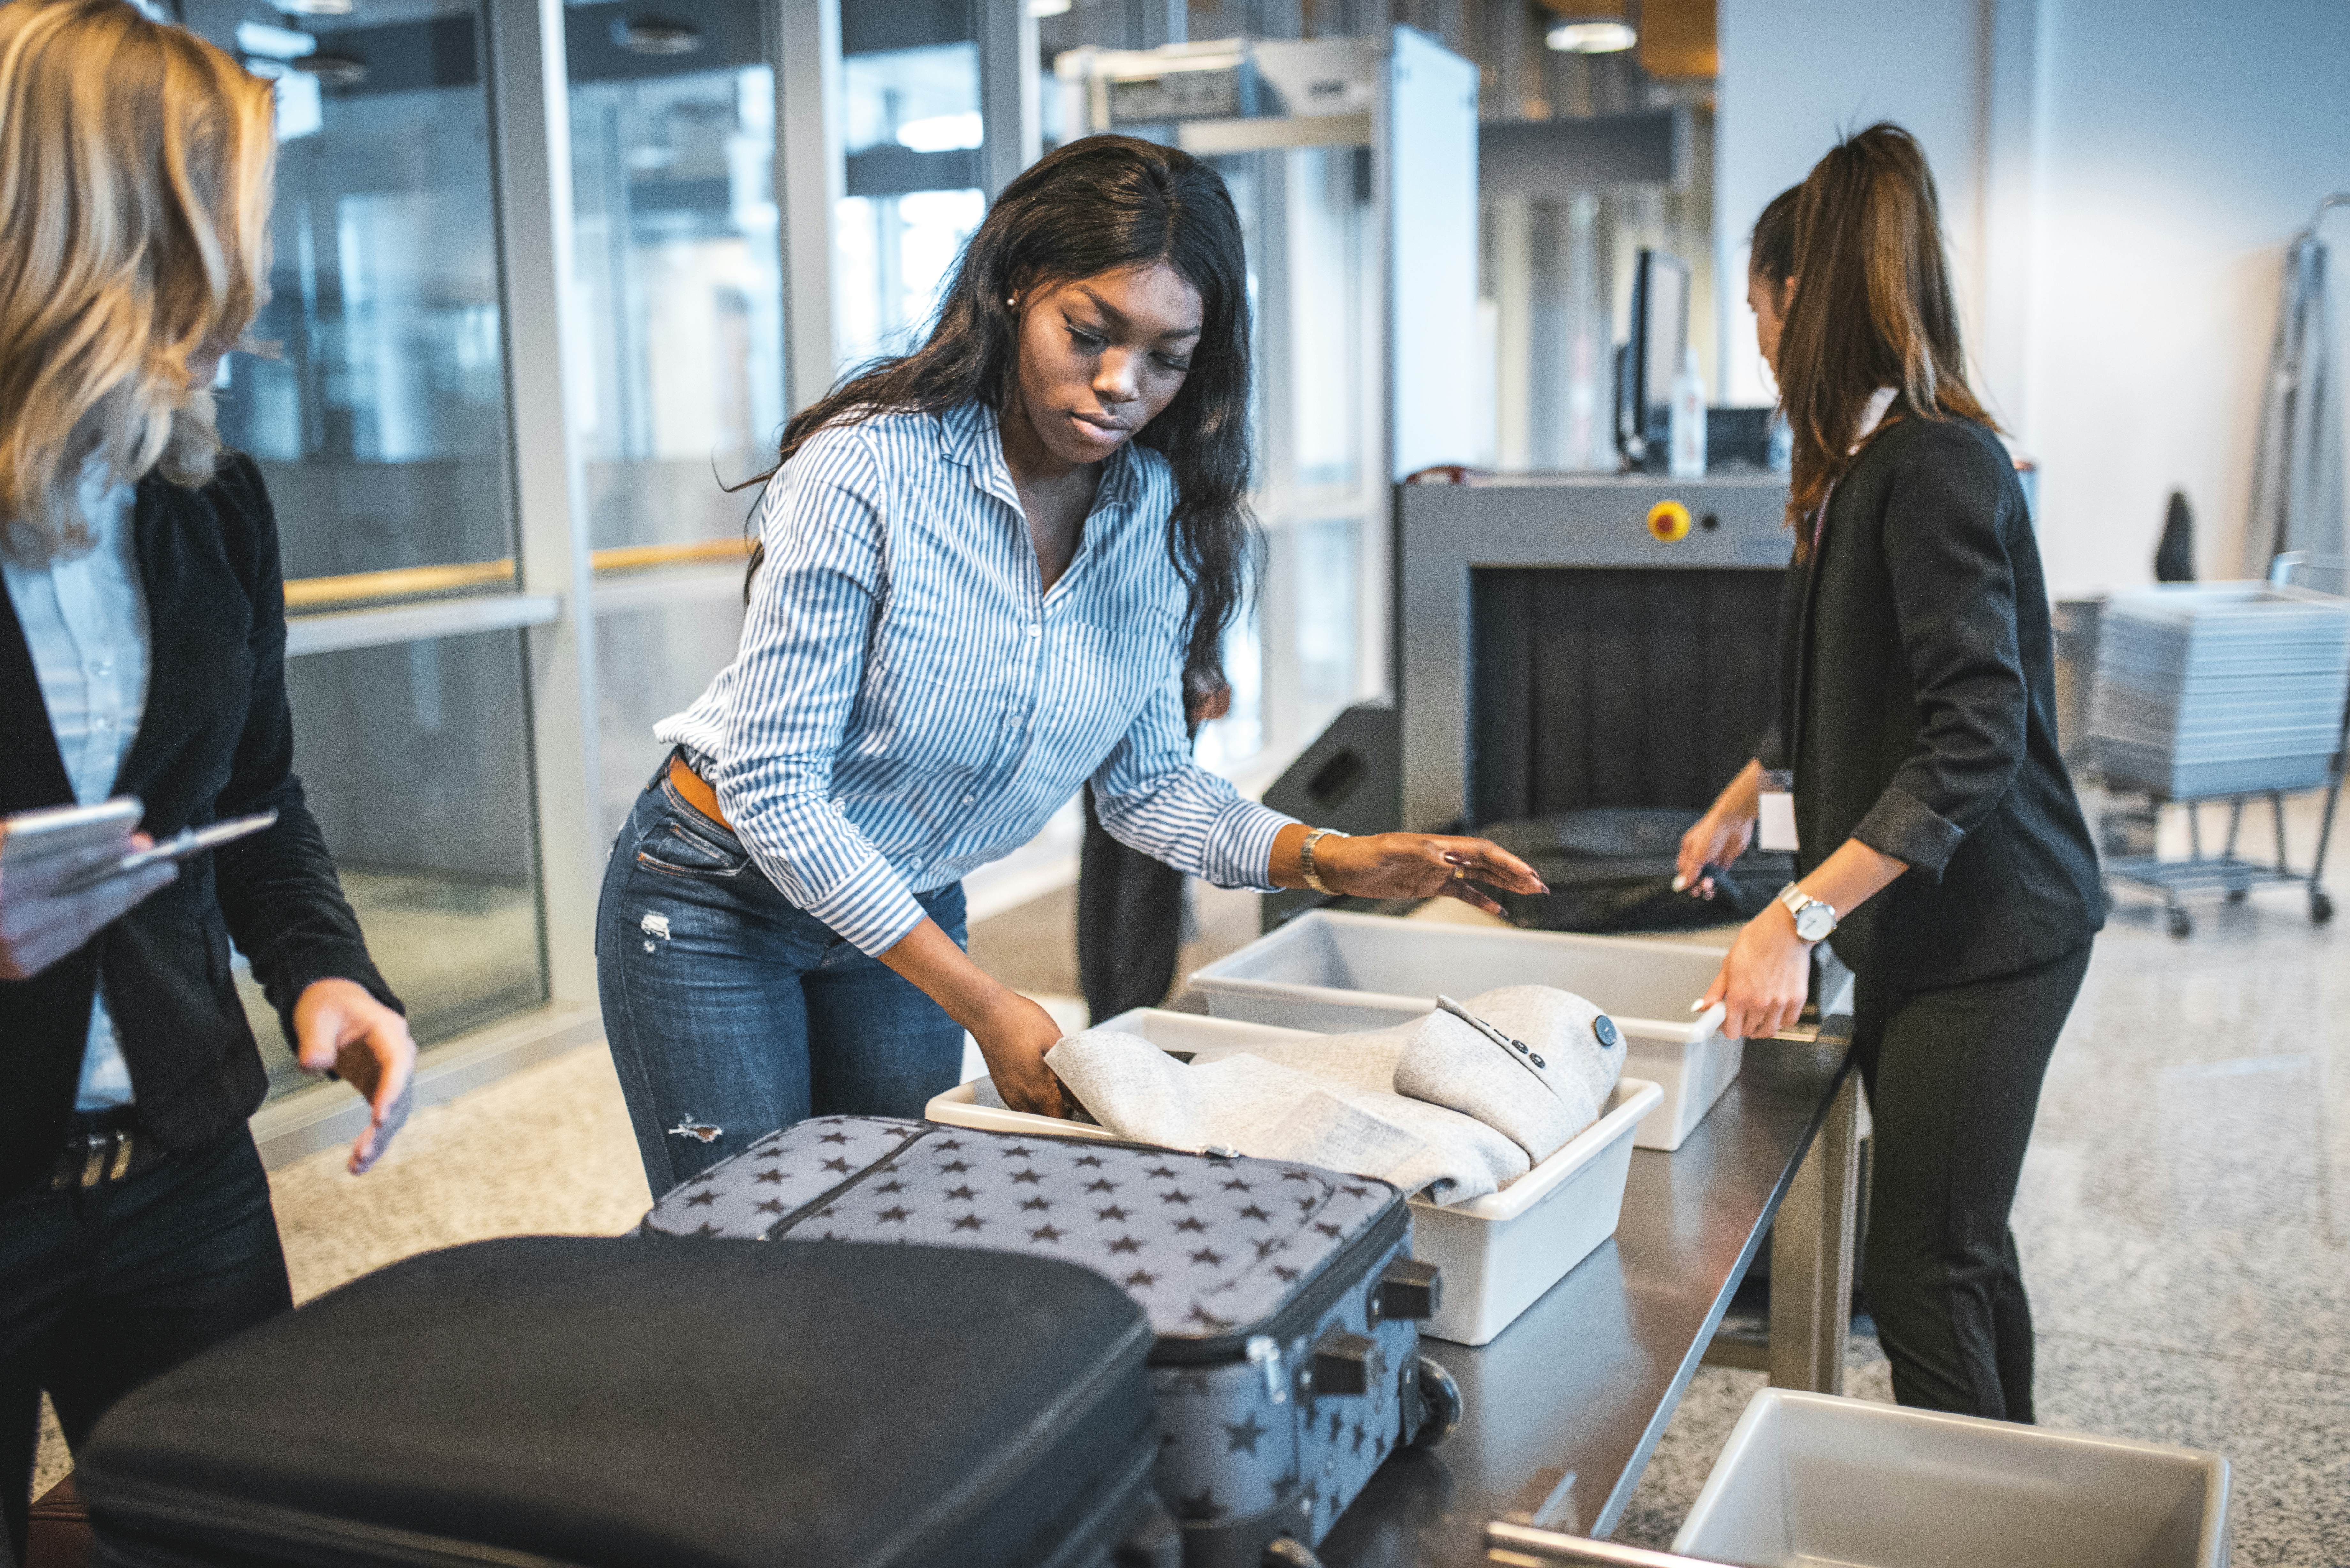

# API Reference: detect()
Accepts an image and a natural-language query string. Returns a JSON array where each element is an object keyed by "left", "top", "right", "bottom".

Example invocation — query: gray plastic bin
[
  {"left": 1187, "top": 912, "right": 1740, "bottom": 1151},
  {"left": 1677, "top": 1390, "right": 2230, "bottom": 1568},
  {"left": 1486, "top": 1391, "right": 2228, "bottom": 1568}
]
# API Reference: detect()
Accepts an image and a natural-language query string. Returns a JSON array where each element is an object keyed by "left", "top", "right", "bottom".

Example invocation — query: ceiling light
[
  {"left": 613, "top": 17, "right": 703, "bottom": 56},
  {"left": 1546, "top": 19, "right": 1638, "bottom": 53},
  {"left": 1029, "top": 0, "right": 1073, "bottom": 14},
  {"left": 235, "top": 19, "right": 315, "bottom": 58},
  {"left": 291, "top": 52, "right": 366, "bottom": 87},
  {"left": 896, "top": 111, "right": 985, "bottom": 154},
  {"left": 269, "top": 0, "right": 352, "bottom": 16}
]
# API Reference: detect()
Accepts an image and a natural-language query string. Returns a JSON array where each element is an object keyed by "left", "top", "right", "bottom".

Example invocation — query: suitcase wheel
[{"left": 1408, "top": 1355, "right": 1463, "bottom": 1449}]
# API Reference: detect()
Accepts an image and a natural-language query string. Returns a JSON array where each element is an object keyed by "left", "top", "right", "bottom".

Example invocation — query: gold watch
[{"left": 1300, "top": 827, "right": 1348, "bottom": 894}]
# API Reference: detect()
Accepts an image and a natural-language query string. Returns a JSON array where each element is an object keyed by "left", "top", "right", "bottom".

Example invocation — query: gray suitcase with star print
[{"left": 642, "top": 1115, "right": 1459, "bottom": 1568}]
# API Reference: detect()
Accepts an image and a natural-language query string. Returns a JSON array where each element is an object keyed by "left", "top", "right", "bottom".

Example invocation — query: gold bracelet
[{"left": 1300, "top": 827, "right": 1348, "bottom": 894}]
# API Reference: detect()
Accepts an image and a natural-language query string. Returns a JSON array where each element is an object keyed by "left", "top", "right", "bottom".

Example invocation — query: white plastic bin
[
  {"left": 1186, "top": 911, "right": 1739, "bottom": 1151},
  {"left": 1673, "top": 1390, "right": 2231, "bottom": 1568},
  {"left": 922, "top": 1008, "right": 1663, "bottom": 1346}
]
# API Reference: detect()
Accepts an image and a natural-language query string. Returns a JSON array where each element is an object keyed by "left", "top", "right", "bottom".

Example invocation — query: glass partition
[
  {"left": 838, "top": 19, "right": 986, "bottom": 368},
  {"left": 187, "top": 0, "right": 516, "bottom": 603},
  {"left": 183, "top": 0, "right": 549, "bottom": 1080},
  {"left": 561, "top": 1, "right": 775, "bottom": 840},
  {"left": 1193, "top": 144, "right": 1381, "bottom": 779},
  {"left": 593, "top": 594, "right": 747, "bottom": 836},
  {"left": 240, "top": 630, "right": 546, "bottom": 1096},
  {"left": 566, "top": 0, "right": 783, "bottom": 552}
]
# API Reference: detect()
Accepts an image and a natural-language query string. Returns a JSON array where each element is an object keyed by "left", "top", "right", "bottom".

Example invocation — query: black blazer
[
  {"left": 1761, "top": 415, "right": 2103, "bottom": 989},
  {"left": 1, "top": 454, "right": 400, "bottom": 1198}
]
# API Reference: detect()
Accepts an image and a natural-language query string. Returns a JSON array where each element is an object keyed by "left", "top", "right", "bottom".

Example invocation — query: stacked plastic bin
[{"left": 2089, "top": 584, "right": 2350, "bottom": 799}]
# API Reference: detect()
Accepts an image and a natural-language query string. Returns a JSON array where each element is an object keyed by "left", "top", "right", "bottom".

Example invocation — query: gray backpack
[{"left": 642, "top": 1114, "right": 1460, "bottom": 1568}]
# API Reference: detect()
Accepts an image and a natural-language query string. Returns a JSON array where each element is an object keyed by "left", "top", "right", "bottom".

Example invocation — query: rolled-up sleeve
[
  {"left": 1856, "top": 429, "right": 2028, "bottom": 881},
  {"left": 705, "top": 434, "right": 930, "bottom": 954},
  {"left": 1090, "top": 675, "right": 1294, "bottom": 891}
]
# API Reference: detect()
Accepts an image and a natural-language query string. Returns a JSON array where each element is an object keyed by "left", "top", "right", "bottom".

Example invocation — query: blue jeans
[{"left": 596, "top": 765, "right": 968, "bottom": 1195}]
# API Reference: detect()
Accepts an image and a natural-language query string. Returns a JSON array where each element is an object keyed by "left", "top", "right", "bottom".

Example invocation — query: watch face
[{"left": 1795, "top": 902, "right": 1835, "bottom": 942}]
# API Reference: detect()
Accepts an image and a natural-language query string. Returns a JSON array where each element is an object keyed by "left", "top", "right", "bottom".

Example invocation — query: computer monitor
[{"left": 1615, "top": 248, "right": 1691, "bottom": 469}]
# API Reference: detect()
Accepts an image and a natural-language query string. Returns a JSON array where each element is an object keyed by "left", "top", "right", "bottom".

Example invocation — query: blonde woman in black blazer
[
  {"left": 0, "top": 6, "right": 413, "bottom": 1553},
  {"left": 1678, "top": 129, "right": 2102, "bottom": 1422}
]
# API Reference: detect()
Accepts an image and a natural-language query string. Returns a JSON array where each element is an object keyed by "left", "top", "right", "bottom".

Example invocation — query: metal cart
[{"left": 2096, "top": 554, "right": 2348, "bottom": 938}]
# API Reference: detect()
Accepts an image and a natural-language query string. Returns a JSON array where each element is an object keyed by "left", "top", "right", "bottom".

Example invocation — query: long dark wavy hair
[
  {"left": 1777, "top": 123, "right": 1994, "bottom": 560},
  {"left": 749, "top": 134, "right": 1256, "bottom": 697}
]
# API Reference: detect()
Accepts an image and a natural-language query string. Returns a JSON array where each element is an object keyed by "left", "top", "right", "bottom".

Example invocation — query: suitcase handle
[{"left": 1486, "top": 1520, "right": 1727, "bottom": 1567}]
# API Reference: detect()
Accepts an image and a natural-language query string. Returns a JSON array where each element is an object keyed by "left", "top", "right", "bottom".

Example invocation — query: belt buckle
[{"left": 60, "top": 1128, "right": 135, "bottom": 1189}]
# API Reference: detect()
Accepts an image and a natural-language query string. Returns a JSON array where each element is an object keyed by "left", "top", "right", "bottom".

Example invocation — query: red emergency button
[{"left": 1646, "top": 500, "right": 1692, "bottom": 542}]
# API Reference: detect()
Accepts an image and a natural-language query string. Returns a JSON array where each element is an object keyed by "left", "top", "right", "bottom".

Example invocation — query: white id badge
[{"left": 1757, "top": 770, "right": 1800, "bottom": 853}]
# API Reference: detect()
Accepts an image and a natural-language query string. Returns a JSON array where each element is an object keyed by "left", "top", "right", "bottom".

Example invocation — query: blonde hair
[{"left": 0, "top": 0, "right": 275, "bottom": 562}]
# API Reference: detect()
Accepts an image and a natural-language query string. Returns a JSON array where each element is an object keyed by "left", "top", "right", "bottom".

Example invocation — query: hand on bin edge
[{"left": 971, "top": 989, "right": 1078, "bottom": 1119}]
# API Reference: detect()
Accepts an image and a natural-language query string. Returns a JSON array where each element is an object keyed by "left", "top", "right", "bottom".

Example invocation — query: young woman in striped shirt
[{"left": 598, "top": 135, "right": 1542, "bottom": 1190}]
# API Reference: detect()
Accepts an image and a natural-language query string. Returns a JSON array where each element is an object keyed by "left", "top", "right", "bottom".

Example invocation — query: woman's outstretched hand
[
  {"left": 293, "top": 978, "right": 416, "bottom": 1174},
  {"left": 1277, "top": 827, "right": 1549, "bottom": 920}
]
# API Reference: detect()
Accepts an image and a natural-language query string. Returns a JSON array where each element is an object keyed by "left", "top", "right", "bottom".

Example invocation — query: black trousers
[
  {"left": 1851, "top": 943, "right": 2091, "bottom": 1422},
  {"left": 1077, "top": 785, "right": 1187, "bottom": 1025},
  {"left": 0, "top": 1129, "right": 292, "bottom": 1561}
]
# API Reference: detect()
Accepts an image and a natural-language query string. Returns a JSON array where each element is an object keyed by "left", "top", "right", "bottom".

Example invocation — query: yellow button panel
[{"left": 1645, "top": 499, "right": 1692, "bottom": 542}]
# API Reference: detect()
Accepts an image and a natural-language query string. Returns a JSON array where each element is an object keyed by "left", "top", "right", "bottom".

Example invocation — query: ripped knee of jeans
[{"left": 666, "top": 1114, "right": 723, "bottom": 1144}]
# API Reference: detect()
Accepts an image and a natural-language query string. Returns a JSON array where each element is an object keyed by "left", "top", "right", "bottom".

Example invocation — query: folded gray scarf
[{"left": 1045, "top": 1032, "right": 1530, "bottom": 1204}]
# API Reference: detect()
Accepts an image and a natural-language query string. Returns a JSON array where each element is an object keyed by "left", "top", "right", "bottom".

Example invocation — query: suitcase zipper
[{"left": 759, "top": 1124, "right": 935, "bottom": 1240}]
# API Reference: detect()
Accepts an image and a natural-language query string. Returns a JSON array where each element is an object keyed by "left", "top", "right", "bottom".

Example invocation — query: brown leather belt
[{"left": 666, "top": 752, "right": 733, "bottom": 833}]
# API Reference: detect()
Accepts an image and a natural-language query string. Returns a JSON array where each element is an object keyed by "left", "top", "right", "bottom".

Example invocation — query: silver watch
[
  {"left": 1300, "top": 827, "right": 1348, "bottom": 894},
  {"left": 1776, "top": 883, "right": 1838, "bottom": 943}
]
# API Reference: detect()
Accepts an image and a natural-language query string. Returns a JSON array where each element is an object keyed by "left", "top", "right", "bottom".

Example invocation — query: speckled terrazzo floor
[{"left": 33, "top": 815, "right": 2350, "bottom": 1564}]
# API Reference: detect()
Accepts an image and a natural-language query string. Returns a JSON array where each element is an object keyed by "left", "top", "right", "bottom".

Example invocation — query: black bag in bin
[
  {"left": 1478, "top": 807, "right": 1794, "bottom": 932},
  {"left": 75, "top": 1236, "right": 1176, "bottom": 1568}
]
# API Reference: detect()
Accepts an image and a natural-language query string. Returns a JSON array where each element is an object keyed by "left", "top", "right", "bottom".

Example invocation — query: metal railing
[{"left": 281, "top": 537, "right": 751, "bottom": 613}]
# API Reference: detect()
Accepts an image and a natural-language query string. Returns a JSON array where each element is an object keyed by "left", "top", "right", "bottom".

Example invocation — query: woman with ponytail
[
  {"left": 1677, "top": 126, "right": 2102, "bottom": 1421},
  {"left": 597, "top": 135, "right": 1542, "bottom": 1191}
]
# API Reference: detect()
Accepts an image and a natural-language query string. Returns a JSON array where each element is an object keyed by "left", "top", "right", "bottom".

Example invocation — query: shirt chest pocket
[
  {"left": 871, "top": 591, "right": 1022, "bottom": 691},
  {"left": 1051, "top": 611, "right": 1180, "bottom": 747}
]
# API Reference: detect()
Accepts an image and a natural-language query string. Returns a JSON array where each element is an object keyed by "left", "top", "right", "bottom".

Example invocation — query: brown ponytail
[{"left": 1776, "top": 123, "right": 1994, "bottom": 558}]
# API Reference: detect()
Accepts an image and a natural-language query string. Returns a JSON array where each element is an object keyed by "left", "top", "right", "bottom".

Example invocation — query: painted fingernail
[
  {"left": 1671, "top": 874, "right": 1687, "bottom": 892},
  {"left": 1689, "top": 999, "right": 1708, "bottom": 1012}
]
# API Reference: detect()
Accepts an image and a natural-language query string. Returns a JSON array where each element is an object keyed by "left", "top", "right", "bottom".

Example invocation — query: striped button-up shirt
[{"left": 657, "top": 401, "right": 1293, "bottom": 955}]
